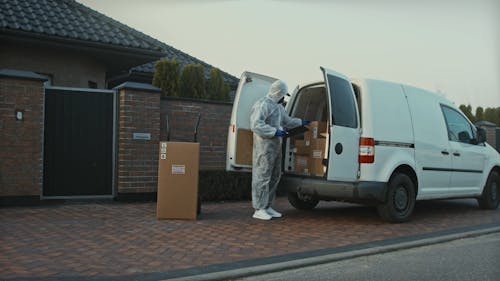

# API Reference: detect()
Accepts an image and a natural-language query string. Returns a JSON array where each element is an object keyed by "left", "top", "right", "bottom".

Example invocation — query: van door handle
[
  {"left": 441, "top": 150, "right": 449, "bottom": 155},
  {"left": 453, "top": 152, "right": 460, "bottom": 157}
]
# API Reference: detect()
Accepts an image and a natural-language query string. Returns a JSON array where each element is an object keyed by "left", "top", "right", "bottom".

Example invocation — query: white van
[{"left": 226, "top": 67, "right": 500, "bottom": 222}]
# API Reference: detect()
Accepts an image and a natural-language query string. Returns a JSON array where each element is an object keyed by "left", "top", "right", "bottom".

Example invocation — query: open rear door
[
  {"left": 226, "top": 72, "right": 277, "bottom": 172},
  {"left": 321, "top": 67, "right": 361, "bottom": 181}
]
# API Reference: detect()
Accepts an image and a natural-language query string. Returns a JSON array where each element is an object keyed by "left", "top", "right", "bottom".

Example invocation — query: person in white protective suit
[{"left": 250, "top": 80, "right": 310, "bottom": 220}]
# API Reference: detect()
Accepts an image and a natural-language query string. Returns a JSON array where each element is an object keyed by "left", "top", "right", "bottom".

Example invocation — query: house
[
  {"left": 0, "top": 0, "right": 238, "bottom": 89},
  {"left": 0, "top": 0, "right": 238, "bottom": 203},
  {"left": 476, "top": 120, "right": 499, "bottom": 152}
]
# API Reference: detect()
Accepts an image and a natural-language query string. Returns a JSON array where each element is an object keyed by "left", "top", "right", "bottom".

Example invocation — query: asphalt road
[{"left": 235, "top": 232, "right": 500, "bottom": 281}]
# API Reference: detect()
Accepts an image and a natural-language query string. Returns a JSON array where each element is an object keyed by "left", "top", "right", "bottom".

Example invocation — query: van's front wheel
[
  {"left": 287, "top": 192, "right": 319, "bottom": 210},
  {"left": 377, "top": 173, "right": 416, "bottom": 223},
  {"left": 477, "top": 171, "right": 500, "bottom": 210}
]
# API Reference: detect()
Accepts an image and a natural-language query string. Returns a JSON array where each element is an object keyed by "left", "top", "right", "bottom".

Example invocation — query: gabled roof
[
  {"left": 476, "top": 120, "right": 497, "bottom": 127},
  {"left": 0, "top": 0, "right": 239, "bottom": 86},
  {"left": 0, "top": 0, "right": 164, "bottom": 56}
]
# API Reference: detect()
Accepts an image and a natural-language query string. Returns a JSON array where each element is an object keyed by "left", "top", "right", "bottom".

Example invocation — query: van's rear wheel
[
  {"left": 477, "top": 171, "right": 500, "bottom": 210},
  {"left": 288, "top": 191, "right": 319, "bottom": 210},
  {"left": 377, "top": 173, "right": 416, "bottom": 223}
]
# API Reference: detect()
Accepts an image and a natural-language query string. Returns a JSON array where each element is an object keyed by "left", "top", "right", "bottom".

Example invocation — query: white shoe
[
  {"left": 266, "top": 207, "right": 282, "bottom": 218},
  {"left": 253, "top": 209, "right": 272, "bottom": 220}
]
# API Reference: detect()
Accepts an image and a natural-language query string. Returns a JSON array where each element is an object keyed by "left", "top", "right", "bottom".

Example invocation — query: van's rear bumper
[{"left": 282, "top": 176, "right": 388, "bottom": 203}]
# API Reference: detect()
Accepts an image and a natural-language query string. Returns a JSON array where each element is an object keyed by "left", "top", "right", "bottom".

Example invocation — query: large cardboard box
[
  {"left": 293, "top": 139, "right": 310, "bottom": 155},
  {"left": 294, "top": 155, "right": 310, "bottom": 175},
  {"left": 305, "top": 121, "right": 327, "bottom": 141},
  {"left": 235, "top": 128, "right": 253, "bottom": 165},
  {"left": 309, "top": 138, "right": 327, "bottom": 176},
  {"left": 157, "top": 142, "right": 199, "bottom": 220}
]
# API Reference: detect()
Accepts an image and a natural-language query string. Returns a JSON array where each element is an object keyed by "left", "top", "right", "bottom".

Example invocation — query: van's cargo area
[
  {"left": 288, "top": 121, "right": 328, "bottom": 177},
  {"left": 286, "top": 83, "right": 330, "bottom": 178}
]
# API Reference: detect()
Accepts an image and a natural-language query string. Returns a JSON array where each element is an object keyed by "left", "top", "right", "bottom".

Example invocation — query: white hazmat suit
[{"left": 250, "top": 80, "right": 302, "bottom": 218}]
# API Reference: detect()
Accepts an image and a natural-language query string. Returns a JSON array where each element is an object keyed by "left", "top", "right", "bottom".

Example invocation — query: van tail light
[{"left": 359, "top": 137, "right": 375, "bottom": 164}]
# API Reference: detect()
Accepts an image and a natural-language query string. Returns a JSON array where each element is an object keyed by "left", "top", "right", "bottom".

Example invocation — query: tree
[
  {"left": 152, "top": 59, "right": 180, "bottom": 97},
  {"left": 207, "top": 68, "right": 230, "bottom": 101},
  {"left": 484, "top": 107, "right": 500, "bottom": 126},
  {"left": 475, "top": 106, "right": 484, "bottom": 121},
  {"left": 179, "top": 64, "right": 206, "bottom": 99},
  {"left": 459, "top": 104, "right": 475, "bottom": 123}
]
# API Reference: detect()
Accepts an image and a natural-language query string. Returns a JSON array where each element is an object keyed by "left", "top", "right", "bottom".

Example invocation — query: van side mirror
[
  {"left": 458, "top": 131, "right": 471, "bottom": 143},
  {"left": 476, "top": 127, "right": 487, "bottom": 144}
]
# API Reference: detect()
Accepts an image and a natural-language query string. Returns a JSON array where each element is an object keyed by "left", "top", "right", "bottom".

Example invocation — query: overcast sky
[{"left": 79, "top": 0, "right": 499, "bottom": 108}]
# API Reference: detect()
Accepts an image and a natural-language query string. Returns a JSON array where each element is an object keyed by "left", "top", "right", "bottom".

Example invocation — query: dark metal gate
[{"left": 43, "top": 87, "right": 115, "bottom": 198}]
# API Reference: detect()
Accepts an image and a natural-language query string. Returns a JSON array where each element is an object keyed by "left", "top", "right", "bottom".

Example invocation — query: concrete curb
[{"left": 165, "top": 225, "right": 500, "bottom": 281}]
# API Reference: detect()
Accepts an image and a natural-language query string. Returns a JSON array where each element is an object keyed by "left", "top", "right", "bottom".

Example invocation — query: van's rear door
[
  {"left": 226, "top": 72, "right": 277, "bottom": 172},
  {"left": 321, "top": 67, "right": 360, "bottom": 181}
]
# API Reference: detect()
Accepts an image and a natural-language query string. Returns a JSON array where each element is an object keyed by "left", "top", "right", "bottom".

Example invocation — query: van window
[
  {"left": 441, "top": 105, "right": 475, "bottom": 143},
  {"left": 326, "top": 75, "right": 358, "bottom": 128}
]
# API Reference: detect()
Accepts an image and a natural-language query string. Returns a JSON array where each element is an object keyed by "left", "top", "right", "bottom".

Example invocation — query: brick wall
[
  {"left": 116, "top": 83, "right": 161, "bottom": 194},
  {"left": 160, "top": 98, "right": 232, "bottom": 170},
  {"left": 0, "top": 71, "right": 46, "bottom": 196},
  {"left": 480, "top": 125, "right": 498, "bottom": 151}
]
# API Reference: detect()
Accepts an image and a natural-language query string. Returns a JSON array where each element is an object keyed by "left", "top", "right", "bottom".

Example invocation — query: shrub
[
  {"left": 179, "top": 64, "right": 206, "bottom": 99},
  {"left": 207, "top": 68, "right": 230, "bottom": 101},
  {"left": 198, "top": 171, "right": 251, "bottom": 202},
  {"left": 152, "top": 59, "right": 180, "bottom": 97},
  {"left": 198, "top": 171, "right": 287, "bottom": 202}
]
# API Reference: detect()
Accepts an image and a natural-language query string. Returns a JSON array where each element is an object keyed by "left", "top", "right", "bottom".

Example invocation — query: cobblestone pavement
[{"left": 1, "top": 197, "right": 499, "bottom": 280}]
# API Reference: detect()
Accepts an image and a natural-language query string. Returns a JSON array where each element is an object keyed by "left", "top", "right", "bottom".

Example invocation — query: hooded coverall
[{"left": 250, "top": 80, "right": 302, "bottom": 210}]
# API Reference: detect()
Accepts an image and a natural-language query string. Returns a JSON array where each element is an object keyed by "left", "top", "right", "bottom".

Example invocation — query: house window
[{"left": 88, "top": 81, "right": 98, "bottom": 89}]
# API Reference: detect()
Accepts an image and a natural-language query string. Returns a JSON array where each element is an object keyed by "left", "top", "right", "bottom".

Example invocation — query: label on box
[
  {"left": 172, "top": 164, "right": 186, "bottom": 175},
  {"left": 305, "top": 140, "right": 310, "bottom": 146},
  {"left": 312, "top": 150, "right": 322, "bottom": 158},
  {"left": 161, "top": 143, "right": 167, "bottom": 148},
  {"left": 161, "top": 147, "right": 167, "bottom": 153},
  {"left": 160, "top": 154, "right": 166, "bottom": 160}
]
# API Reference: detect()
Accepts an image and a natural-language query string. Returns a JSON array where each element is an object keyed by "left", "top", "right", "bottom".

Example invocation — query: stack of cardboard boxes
[{"left": 293, "top": 121, "right": 327, "bottom": 176}]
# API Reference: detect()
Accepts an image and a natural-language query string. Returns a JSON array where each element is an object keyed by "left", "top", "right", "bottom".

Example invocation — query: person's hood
[{"left": 267, "top": 80, "right": 288, "bottom": 103}]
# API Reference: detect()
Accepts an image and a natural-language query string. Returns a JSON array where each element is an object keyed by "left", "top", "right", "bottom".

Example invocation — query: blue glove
[
  {"left": 302, "top": 120, "right": 311, "bottom": 126},
  {"left": 275, "top": 129, "right": 287, "bottom": 137}
]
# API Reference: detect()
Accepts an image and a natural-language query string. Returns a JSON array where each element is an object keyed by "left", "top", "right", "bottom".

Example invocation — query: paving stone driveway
[{"left": 1, "top": 197, "right": 499, "bottom": 280}]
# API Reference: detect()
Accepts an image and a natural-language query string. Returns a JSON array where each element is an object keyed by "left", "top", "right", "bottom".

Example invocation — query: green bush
[
  {"left": 198, "top": 171, "right": 251, "bottom": 202},
  {"left": 152, "top": 59, "right": 180, "bottom": 97},
  {"left": 179, "top": 64, "right": 206, "bottom": 99},
  {"left": 198, "top": 171, "right": 287, "bottom": 202},
  {"left": 207, "top": 68, "right": 230, "bottom": 101}
]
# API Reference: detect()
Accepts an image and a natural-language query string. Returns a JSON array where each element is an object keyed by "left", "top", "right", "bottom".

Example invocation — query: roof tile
[{"left": 0, "top": 0, "right": 239, "bottom": 85}]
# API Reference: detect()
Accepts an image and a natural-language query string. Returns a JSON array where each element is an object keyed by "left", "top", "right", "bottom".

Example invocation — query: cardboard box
[
  {"left": 293, "top": 139, "right": 310, "bottom": 155},
  {"left": 310, "top": 138, "right": 327, "bottom": 176},
  {"left": 309, "top": 157, "right": 326, "bottom": 176},
  {"left": 305, "top": 121, "right": 327, "bottom": 141},
  {"left": 157, "top": 142, "right": 199, "bottom": 220},
  {"left": 235, "top": 128, "right": 253, "bottom": 165},
  {"left": 310, "top": 138, "right": 327, "bottom": 155},
  {"left": 294, "top": 155, "right": 310, "bottom": 175}
]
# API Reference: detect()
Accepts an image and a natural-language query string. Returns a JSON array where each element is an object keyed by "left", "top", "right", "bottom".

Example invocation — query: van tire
[
  {"left": 478, "top": 171, "right": 500, "bottom": 210},
  {"left": 377, "top": 173, "right": 416, "bottom": 223},
  {"left": 287, "top": 192, "right": 319, "bottom": 210}
]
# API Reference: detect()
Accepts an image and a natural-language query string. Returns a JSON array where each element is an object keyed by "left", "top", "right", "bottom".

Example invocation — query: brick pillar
[
  {"left": 0, "top": 69, "right": 47, "bottom": 198},
  {"left": 114, "top": 82, "right": 161, "bottom": 194}
]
